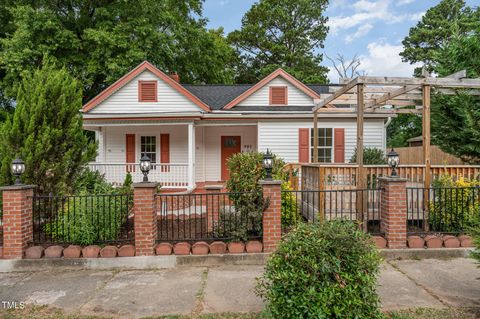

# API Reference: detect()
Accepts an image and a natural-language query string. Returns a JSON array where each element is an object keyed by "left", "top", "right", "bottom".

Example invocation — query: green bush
[
  {"left": 350, "top": 147, "right": 387, "bottom": 165},
  {"left": 281, "top": 181, "right": 300, "bottom": 228},
  {"left": 256, "top": 221, "right": 384, "bottom": 319},
  {"left": 44, "top": 169, "right": 133, "bottom": 245}
]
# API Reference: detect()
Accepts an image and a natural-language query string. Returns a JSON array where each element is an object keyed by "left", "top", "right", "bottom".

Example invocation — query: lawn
[{"left": 1, "top": 306, "right": 480, "bottom": 319}]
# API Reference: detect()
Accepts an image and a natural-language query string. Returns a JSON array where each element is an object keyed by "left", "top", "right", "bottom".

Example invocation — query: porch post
[{"left": 187, "top": 123, "right": 196, "bottom": 189}]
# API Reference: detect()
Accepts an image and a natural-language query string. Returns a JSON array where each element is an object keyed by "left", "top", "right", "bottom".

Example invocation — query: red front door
[{"left": 221, "top": 136, "right": 241, "bottom": 181}]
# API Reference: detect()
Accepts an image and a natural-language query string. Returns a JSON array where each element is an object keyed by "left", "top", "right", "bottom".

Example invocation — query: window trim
[
  {"left": 269, "top": 86, "right": 288, "bottom": 105},
  {"left": 310, "top": 128, "right": 334, "bottom": 163},
  {"left": 138, "top": 80, "right": 158, "bottom": 102},
  {"left": 140, "top": 135, "right": 157, "bottom": 164}
]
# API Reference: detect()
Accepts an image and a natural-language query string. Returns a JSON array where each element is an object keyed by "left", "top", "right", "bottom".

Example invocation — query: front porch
[{"left": 85, "top": 121, "right": 258, "bottom": 190}]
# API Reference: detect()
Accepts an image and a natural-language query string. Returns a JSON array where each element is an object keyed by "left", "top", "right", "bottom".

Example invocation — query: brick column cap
[
  {"left": 377, "top": 176, "right": 407, "bottom": 183},
  {"left": 0, "top": 184, "right": 36, "bottom": 191},
  {"left": 205, "top": 185, "right": 223, "bottom": 191},
  {"left": 133, "top": 182, "right": 159, "bottom": 188},
  {"left": 259, "top": 180, "right": 283, "bottom": 185}
]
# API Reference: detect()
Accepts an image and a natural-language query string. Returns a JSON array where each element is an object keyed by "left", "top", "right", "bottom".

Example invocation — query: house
[{"left": 82, "top": 61, "right": 389, "bottom": 191}]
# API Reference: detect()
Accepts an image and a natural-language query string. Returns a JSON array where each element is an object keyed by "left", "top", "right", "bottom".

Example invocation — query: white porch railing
[{"left": 88, "top": 163, "right": 190, "bottom": 188}]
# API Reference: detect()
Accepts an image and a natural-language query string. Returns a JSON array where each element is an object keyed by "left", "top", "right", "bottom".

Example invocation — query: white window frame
[
  {"left": 140, "top": 135, "right": 157, "bottom": 164},
  {"left": 310, "top": 128, "right": 334, "bottom": 163}
]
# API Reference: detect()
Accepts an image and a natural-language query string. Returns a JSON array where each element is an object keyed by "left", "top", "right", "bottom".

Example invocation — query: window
[
  {"left": 140, "top": 136, "right": 157, "bottom": 163},
  {"left": 269, "top": 86, "right": 287, "bottom": 105},
  {"left": 138, "top": 81, "right": 157, "bottom": 102},
  {"left": 310, "top": 128, "right": 333, "bottom": 163}
]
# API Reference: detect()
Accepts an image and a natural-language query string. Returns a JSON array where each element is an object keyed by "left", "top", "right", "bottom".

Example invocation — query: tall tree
[
  {"left": 0, "top": 60, "right": 97, "bottom": 193},
  {"left": 0, "top": 0, "right": 237, "bottom": 104},
  {"left": 387, "top": 114, "right": 422, "bottom": 148},
  {"left": 228, "top": 0, "right": 329, "bottom": 83},
  {"left": 431, "top": 31, "right": 480, "bottom": 164},
  {"left": 400, "top": 0, "right": 480, "bottom": 74}
]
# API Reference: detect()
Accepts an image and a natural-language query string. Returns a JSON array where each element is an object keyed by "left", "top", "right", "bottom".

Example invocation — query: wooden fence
[{"left": 395, "top": 146, "right": 464, "bottom": 165}]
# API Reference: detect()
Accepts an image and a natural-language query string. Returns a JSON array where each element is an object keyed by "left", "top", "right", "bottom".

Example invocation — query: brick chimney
[{"left": 169, "top": 73, "right": 180, "bottom": 83}]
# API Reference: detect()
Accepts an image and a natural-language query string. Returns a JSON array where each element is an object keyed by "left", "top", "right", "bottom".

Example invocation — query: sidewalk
[{"left": 0, "top": 258, "right": 478, "bottom": 318}]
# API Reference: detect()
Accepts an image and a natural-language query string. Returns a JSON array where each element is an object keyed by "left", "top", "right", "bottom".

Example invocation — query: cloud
[
  {"left": 396, "top": 0, "right": 415, "bottom": 5},
  {"left": 345, "top": 23, "right": 373, "bottom": 43}
]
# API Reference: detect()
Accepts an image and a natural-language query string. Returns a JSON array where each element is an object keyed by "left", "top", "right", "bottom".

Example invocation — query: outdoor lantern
[
  {"left": 140, "top": 155, "right": 152, "bottom": 182},
  {"left": 263, "top": 149, "right": 273, "bottom": 180},
  {"left": 11, "top": 157, "right": 25, "bottom": 185},
  {"left": 387, "top": 148, "right": 400, "bottom": 177}
]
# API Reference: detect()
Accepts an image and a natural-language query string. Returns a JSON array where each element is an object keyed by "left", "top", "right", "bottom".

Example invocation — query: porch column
[{"left": 187, "top": 123, "right": 196, "bottom": 189}]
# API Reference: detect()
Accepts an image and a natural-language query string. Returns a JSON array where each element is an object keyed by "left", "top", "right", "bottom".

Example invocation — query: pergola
[{"left": 312, "top": 70, "right": 480, "bottom": 190}]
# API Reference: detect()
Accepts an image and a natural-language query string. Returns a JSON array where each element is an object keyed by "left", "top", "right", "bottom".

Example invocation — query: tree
[
  {"left": 228, "top": 0, "right": 329, "bottom": 83},
  {"left": 431, "top": 32, "right": 480, "bottom": 164},
  {"left": 387, "top": 114, "right": 422, "bottom": 148},
  {"left": 0, "top": 60, "right": 97, "bottom": 193},
  {"left": 400, "top": 0, "right": 480, "bottom": 75},
  {"left": 349, "top": 147, "right": 387, "bottom": 165},
  {"left": 0, "top": 1, "right": 237, "bottom": 104},
  {"left": 326, "top": 53, "right": 365, "bottom": 80}
]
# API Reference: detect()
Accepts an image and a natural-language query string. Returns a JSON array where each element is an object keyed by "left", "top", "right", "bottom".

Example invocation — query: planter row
[
  {"left": 373, "top": 234, "right": 474, "bottom": 249},
  {"left": 155, "top": 240, "right": 263, "bottom": 255}
]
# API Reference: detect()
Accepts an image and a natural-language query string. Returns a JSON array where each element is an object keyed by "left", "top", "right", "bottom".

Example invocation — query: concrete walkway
[{"left": 0, "top": 258, "right": 478, "bottom": 318}]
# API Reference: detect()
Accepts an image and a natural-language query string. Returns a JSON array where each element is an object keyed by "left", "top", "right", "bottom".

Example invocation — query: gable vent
[
  {"left": 138, "top": 81, "right": 157, "bottom": 102},
  {"left": 270, "top": 86, "right": 287, "bottom": 105}
]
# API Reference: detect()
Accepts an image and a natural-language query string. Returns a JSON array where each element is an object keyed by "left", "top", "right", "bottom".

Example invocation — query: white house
[{"left": 82, "top": 61, "right": 389, "bottom": 191}]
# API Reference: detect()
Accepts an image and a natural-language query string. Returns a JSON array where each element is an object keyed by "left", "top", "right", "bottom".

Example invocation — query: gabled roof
[
  {"left": 82, "top": 61, "right": 211, "bottom": 113},
  {"left": 222, "top": 68, "right": 321, "bottom": 110}
]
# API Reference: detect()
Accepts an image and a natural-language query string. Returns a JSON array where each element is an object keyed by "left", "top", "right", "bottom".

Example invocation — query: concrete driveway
[{"left": 0, "top": 258, "right": 478, "bottom": 318}]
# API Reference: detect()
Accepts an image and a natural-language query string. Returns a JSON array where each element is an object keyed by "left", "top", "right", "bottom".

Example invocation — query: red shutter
[
  {"left": 160, "top": 134, "right": 170, "bottom": 172},
  {"left": 138, "top": 81, "right": 157, "bottom": 102},
  {"left": 298, "top": 128, "right": 309, "bottom": 163},
  {"left": 270, "top": 87, "right": 287, "bottom": 105},
  {"left": 126, "top": 134, "right": 135, "bottom": 172},
  {"left": 334, "top": 128, "right": 345, "bottom": 163}
]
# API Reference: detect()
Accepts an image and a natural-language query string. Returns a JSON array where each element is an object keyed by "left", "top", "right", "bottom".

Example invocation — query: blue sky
[{"left": 203, "top": 0, "right": 480, "bottom": 83}]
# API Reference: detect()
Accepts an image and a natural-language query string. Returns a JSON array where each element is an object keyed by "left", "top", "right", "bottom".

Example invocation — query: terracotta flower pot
[
  {"left": 245, "top": 241, "right": 263, "bottom": 253},
  {"left": 63, "top": 245, "right": 82, "bottom": 258},
  {"left": 373, "top": 236, "right": 387, "bottom": 249},
  {"left": 192, "top": 242, "right": 209, "bottom": 255},
  {"left": 443, "top": 236, "right": 460, "bottom": 248},
  {"left": 44, "top": 245, "right": 63, "bottom": 258},
  {"left": 25, "top": 246, "right": 44, "bottom": 259},
  {"left": 100, "top": 245, "right": 118, "bottom": 258},
  {"left": 458, "top": 235, "right": 474, "bottom": 247},
  {"left": 82, "top": 245, "right": 101, "bottom": 258},
  {"left": 227, "top": 242, "right": 245, "bottom": 254},
  {"left": 424, "top": 235, "right": 443, "bottom": 248},
  {"left": 118, "top": 245, "right": 135, "bottom": 257},
  {"left": 173, "top": 242, "right": 191, "bottom": 255},
  {"left": 407, "top": 235, "right": 425, "bottom": 249},
  {"left": 155, "top": 243, "right": 173, "bottom": 255},
  {"left": 209, "top": 241, "right": 227, "bottom": 254}
]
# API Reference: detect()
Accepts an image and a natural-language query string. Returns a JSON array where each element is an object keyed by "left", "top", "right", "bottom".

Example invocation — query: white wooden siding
[
  {"left": 195, "top": 126, "right": 205, "bottom": 182},
  {"left": 257, "top": 120, "right": 386, "bottom": 163},
  {"left": 89, "top": 70, "right": 203, "bottom": 113},
  {"left": 237, "top": 76, "right": 314, "bottom": 106}
]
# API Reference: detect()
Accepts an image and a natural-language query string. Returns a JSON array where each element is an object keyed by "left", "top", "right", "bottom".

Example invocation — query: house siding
[
  {"left": 237, "top": 77, "right": 314, "bottom": 107},
  {"left": 89, "top": 70, "right": 203, "bottom": 114},
  {"left": 257, "top": 119, "right": 386, "bottom": 163}
]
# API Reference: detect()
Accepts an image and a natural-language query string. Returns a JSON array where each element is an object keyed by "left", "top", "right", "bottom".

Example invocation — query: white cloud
[
  {"left": 396, "top": 0, "right": 415, "bottom": 5},
  {"left": 345, "top": 23, "right": 373, "bottom": 43}
]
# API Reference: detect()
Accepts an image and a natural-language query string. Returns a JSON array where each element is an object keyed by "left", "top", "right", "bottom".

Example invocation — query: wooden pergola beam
[
  {"left": 313, "top": 78, "right": 359, "bottom": 111},
  {"left": 366, "top": 85, "right": 420, "bottom": 109},
  {"left": 356, "top": 76, "right": 480, "bottom": 88}
]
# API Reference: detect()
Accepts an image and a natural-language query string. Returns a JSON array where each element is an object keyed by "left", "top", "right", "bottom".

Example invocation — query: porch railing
[{"left": 88, "top": 163, "right": 189, "bottom": 188}]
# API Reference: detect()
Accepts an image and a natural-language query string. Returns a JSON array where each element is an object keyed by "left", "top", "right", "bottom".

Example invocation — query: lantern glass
[
  {"left": 140, "top": 155, "right": 151, "bottom": 173},
  {"left": 11, "top": 158, "right": 25, "bottom": 185},
  {"left": 386, "top": 149, "right": 400, "bottom": 176},
  {"left": 263, "top": 149, "right": 273, "bottom": 180}
]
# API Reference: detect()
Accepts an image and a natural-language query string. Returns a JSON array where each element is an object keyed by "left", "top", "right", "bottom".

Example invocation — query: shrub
[
  {"left": 281, "top": 181, "right": 300, "bottom": 228},
  {"left": 350, "top": 147, "right": 387, "bottom": 165},
  {"left": 256, "top": 221, "right": 383, "bottom": 319},
  {"left": 429, "top": 175, "right": 480, "bottom": 232}
]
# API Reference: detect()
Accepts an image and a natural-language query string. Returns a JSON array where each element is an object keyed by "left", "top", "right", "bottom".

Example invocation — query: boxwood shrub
[{"left": 256, "top": 220, "right": 384, "bottom": 319}]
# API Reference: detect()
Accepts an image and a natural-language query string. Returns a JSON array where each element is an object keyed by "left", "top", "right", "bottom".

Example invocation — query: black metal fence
[
  {"left": 156, "top": 191, "right": 263, "bottom": 242},
  {"left": 281, "top": 188, "right": 381, "bottom": 234},
  {"left": 407, "top": 186, "right": 480, "bottom": 233},
  {"left": 31, "top": 193, "right": 134, "bottom": 245}
]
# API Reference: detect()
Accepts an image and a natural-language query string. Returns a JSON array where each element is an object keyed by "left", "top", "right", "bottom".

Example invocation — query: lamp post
[
  {"left": 262, "top": 149, "right": 273, "bottom": 180},
  {"left": 140, "top": 155, "right": 152, "bottom": 182},
  {"left": 11, "top": 158, "right": 25, "bottom": 185},
  {"left": 387, "top": 148, "right": 400, "bottom": 177}
]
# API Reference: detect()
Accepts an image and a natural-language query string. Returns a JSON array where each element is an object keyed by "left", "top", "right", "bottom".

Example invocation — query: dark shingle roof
[{"left": 182, "top": 84, "right": 332, "bottom": 111}]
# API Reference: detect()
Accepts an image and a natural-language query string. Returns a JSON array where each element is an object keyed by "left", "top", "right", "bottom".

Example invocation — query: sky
[{"left": 203, "top": 0, "right": 480, "bottom": 83}]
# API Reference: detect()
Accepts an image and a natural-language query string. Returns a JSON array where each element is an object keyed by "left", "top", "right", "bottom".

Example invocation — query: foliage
[
  {"left": 0, "top": 1, "right": 237, "bottom": 104},
  {"left": 400, "top": 0, "right": 480, "bottom": 75},
  {"left": 469, "top": 226, "right": 480, "bottom": 263},
  {"left": 45, "top": 170, "right": 132, "bottom": 245},
  {"left": 256, "top": 221, "right": 383, "bottom": 319},
  {"left": 280, "top": 182, "right": 300, "bottom": 228},
  {"left": 387, "top": 114, "right": 423, "bottom": 148},
  {"left": 227, "top": 0, "right": 329, "bottom": 83},
  {"left": 429, "top": 175, "right": 480, "bottom": 233},
  {"left": 431, "top": 31, "right": 480, "bottom": 164},
  {"left": 0, "top": 60, "right": 96, "bottom": 194},
  {"left": 350, "top": 147, "right": 387, "bottom": 165}
]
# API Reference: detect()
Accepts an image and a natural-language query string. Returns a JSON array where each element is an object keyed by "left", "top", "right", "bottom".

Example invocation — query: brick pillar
[
  {"left": 0, "top": 185, "right": 35, "bottom": 259},
  {"left": 260, "top": 180, "right": 282, "bottom": 253},
  {"left": 378, "top": 177, "right": 407, "bottom": 249},
  {"left": 133, "top": 182, "right": 158, "bottom": 256},
  {"left": 205, "top": 185, "right": 222, "bottom": 232}
]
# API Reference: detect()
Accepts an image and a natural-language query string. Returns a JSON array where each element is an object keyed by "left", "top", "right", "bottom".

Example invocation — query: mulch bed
[{"left": 157, "top": 217, "right": 212, "bottom": 241}]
